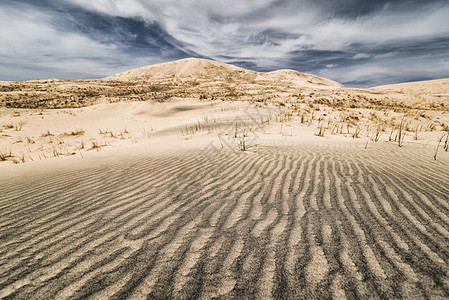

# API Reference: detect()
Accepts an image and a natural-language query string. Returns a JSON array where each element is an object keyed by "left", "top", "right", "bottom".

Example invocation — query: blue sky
[{"left": 1, "top": 0, "right": 449, "bottom": 87}]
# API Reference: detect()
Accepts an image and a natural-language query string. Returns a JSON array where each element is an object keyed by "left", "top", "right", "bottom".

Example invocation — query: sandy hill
[
  {"left": 105, "top": 58, "right": 257, "bottom": 81},
  {"left": 372, "top": 78, "right": 449, "bottom": 95},
  {"left": 105, "top": 57, "right": 343, "bottom": 88},
  {"left": 260, "top": 69, "right": 344, "bottom": 88}
]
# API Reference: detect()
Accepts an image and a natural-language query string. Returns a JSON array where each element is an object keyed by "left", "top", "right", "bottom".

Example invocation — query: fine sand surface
[{"left": 1, "top": 134, "right": 448, "bottom": 299}]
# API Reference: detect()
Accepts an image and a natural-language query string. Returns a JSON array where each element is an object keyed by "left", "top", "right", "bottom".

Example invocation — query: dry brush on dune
[{"left": 0, "top": 95, "right": 448, "bottom": 164}]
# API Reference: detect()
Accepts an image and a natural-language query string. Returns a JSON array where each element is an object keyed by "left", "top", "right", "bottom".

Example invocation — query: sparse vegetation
[
  {"left": 77, "top": 139, "right": 85, "bottom": 150},
  {"left": 179, "top": 122, "right": 203, "bottom": 136},
  {"left": 444, "top": 132, "right": 449, "bottom": 152},
  {"left": 41, "top": 129, "right": 54, "bottom": 137},
  {"left": 3, "top": 122, "right": 14, "bottom": 129},
  {"left": 397, "top": 117, "right": 405, "bottom": 147},
  {"left": 434, "top": 134, "right": 446, "bottom": 160},
  {"left": 373, "top": 123, "right": 381, "bottom": 142},
  {"left": 0, "top": 150, "right": 13, "bottom": 161},
  {"left": 239, "top": 135, "right": 246, "bottom": 151},
  {"left": 14, "top": 121, "right": 25, "bottom": 131},
  {"left": 352, "top": 126, "right": 361, "bottom": 139},
  {"left": 18, "top": 153, "right": 26, "bottom": 163},
  {"left": 316, "top": 125, "right": 325, "bottom": 137},
  {"left": 64, "top": 128, "right": 85, "bottom": 136},
  {"left": 25, "top": 136, "right": 35, "bottom": 144}
]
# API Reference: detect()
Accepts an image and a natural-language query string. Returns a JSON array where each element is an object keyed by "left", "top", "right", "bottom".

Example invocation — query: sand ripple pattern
[{"left": 1, "top": 143, "right": 449, "bottom": 299}]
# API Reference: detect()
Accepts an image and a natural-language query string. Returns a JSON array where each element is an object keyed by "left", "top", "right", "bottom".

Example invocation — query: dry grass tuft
[
  {"left": 14, "top": 121, "right": 26, "bottom": 131},
  {"left": 64, "top": 128, "right": 85, "bottom": 136},
  {"left": 41, "top": 129, "right": 54, "bottom": 137},
  {"left": 0, "top": 150, "right": 13, "bottom": 161}
]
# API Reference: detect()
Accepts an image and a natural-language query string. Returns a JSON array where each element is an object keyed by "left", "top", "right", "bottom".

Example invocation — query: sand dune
[
  {"left": 1, "top": 138, "right": 448, "bottom": 299},
  {"left": 373, "top": 78, "right": 449, "bottom": 95},
  {"left": 259, "top": 69, "right": 343, "bottom": 88},
  {"left": 105, "top": 58, "right": 258, "bottom": 81},
  {"left": 106, "top": 58, "right": 343, "bottom": 89},
  {"left": 1, "top": 58, "right": 449, "bottom": 299},
  {"left": 2, "top": 58, "right": 447, "bottom": 111}
]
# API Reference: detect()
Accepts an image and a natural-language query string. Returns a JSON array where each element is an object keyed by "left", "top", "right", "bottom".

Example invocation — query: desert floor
[{"left": 1, "top": 99, "right": 449, "bottom": 299}]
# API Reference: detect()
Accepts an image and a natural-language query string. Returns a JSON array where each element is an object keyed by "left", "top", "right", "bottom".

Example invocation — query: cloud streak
[{"left": 1, "top": 0, "right": 449, "bottom": 87}]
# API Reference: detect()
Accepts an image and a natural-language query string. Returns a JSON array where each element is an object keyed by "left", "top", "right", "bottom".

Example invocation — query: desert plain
[{"left": 1, "top": 58, "right": 449, "bottom": 299}]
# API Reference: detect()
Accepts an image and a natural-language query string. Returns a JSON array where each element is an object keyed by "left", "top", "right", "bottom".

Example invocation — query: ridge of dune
[
  {"left": 105, "top": 57, "right": 343, "bottom": 88},
  {"left": 260, "top": 69, "right": 344, "bottom": 88},
  {"left": 372, "top": 78, "right": 449, "bottom": 95},
  {"left": 105, "top": 57, "right": 257, "bottom": 81}
]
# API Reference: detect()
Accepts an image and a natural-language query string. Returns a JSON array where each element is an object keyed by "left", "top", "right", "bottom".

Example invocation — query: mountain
[{"left": 105, "top": 58, "right": 343, "bottom": 88}]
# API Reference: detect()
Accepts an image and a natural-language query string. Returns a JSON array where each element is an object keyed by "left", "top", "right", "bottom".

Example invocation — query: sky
[{"left": 1, "top": 0, "right": 449, "bottom": 87}]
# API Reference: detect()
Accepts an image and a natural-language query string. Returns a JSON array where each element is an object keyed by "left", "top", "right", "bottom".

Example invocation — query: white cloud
[
  {"left": 58, "top": 0, "right": 449, "bottom": 75},
  {"left": 61, "top": 0, "right": 308, "bottom": 63},
  {"left": 2, "top": 0, "right": 449, "bottom": 85},
  {"left": 353, "top": 53, "right": 371, "bottom": 59},
  {"left": 0, "top": 6, "right": 116, "bottom": 57},
  {"left": 304, "top": 5, "right": 449, "bottom": 51},
  {"left": 318, "top": 54, "right": 449, "bottom": 87},
  {"left": 0, "top": 4, "right": 118, "bottom": 79},
  {"left": 63, "top": 0, "right": 154, "bottom": 19},
  {"left": 0, "top": 2, "right": 171, "bottom": 80}
]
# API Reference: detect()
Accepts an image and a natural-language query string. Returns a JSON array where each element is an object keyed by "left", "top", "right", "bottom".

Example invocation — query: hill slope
[
  {"left": 105, "top": 58, "right": 343, "bottom": 88},
  {"left": 105, "top": 58, "right": 257, "bottom": 81},
  {"left": 372, "top": 78, "right": 449, "bottom": 95},
  {"left": 260, "top": 69, "right": 344, "bottom": 88}
]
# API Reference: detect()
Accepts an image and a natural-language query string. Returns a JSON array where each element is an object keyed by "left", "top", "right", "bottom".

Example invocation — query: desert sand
[
  {"left": 372, "top": 78, "right": 449, "bottom": 95},
  {"left": 1, "top": 58, "right": 449, "bottom": 299}
]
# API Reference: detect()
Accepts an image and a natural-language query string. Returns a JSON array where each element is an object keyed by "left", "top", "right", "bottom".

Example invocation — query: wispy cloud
[
  {"left": 0, "top": 0, "right": 194, "bottom": 80},
  {"left": 1, "top": 0, "right": 449, "bottom": 86},
  {"left": 1, "top": 2, "right": 117, "bottom": 80}
]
